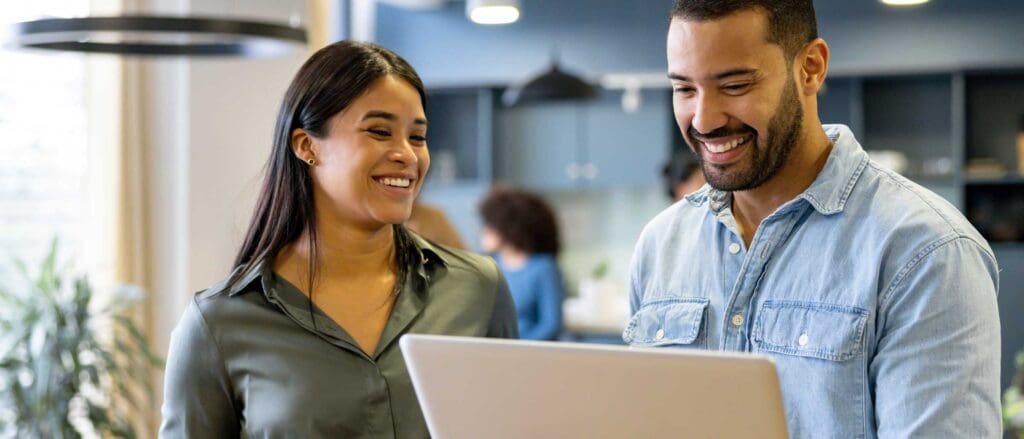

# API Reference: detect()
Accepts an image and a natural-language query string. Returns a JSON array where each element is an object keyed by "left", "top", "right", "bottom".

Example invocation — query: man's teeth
[
  {"left": 379, "top": 177, "right": 411, "bottom": 188},
  {"left": 705, "top": 136, "right": 748, "bottom": 153}
]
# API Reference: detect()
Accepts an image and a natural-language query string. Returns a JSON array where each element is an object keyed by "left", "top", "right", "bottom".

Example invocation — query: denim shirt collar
[
  {"left": 797, "top": 124, "right": 870, "bottom": 215},
  {"left": 684, "top": 124, "right": 869, "bottom": 217}
]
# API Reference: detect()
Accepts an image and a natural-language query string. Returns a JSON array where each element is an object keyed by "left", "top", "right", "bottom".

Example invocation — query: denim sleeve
[
  {"left": 521, "top": 259, "right": 564, "bottom": 341},
  {"left": 159, "top": 298, "right": 240, "bottom": 438},
  {"left": 487, "top": 263, "right": 520, "bottom": 339},
  {"left": 870, "top": 237, "right": 1001, "bottom": 438},
  {"left": 628, "top": 227, "right": 651, "bottom": 317}
]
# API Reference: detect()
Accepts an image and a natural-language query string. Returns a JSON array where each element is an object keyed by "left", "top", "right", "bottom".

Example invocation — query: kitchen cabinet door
[
  {"left": 494, "top": 91, "right": 671, "bottom": 191},
  {"left": 494, "top": 101, "right": 580, "bottom": 191},
  {"left": 584, "top": 91, "right": 671, "bottom": 190},
  {"left": 424, "top": 88, "right": 492, "bottom": 185}
]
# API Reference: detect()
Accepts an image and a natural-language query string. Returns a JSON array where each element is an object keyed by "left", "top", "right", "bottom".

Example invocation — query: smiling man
[{"left": 623, "top": 1, "right": 1002, "bottom": 437}]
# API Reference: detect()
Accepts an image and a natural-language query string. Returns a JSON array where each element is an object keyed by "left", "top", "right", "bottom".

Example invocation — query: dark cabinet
[
  {"left": 493, "top": 90, "right": 670, "bottom": 191},
  {"left": 819, "top": 70, "right": 1024, "bottom": 225},
  {"left": 423, "top": 88, "right": 493, "bottom": 186}
]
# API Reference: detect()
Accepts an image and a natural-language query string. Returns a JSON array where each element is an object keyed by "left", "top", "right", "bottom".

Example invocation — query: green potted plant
[
  {"left": 0, "top": 240, "right": 162, "bottom": 438},
  {"left": 1006, "top": 350, "right": 1024, "bottom": 438}
]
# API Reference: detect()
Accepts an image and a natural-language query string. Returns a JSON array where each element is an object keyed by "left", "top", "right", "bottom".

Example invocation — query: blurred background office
[{"left": 2, "top": 0, "right": 1024, "bottom": 436}]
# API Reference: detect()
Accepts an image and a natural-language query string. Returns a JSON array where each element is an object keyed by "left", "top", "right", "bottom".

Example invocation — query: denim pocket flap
[
  {"left": 623, "top": 298, "right": 708, "bottom": 346},
  {"left": 752, "top": 300, "right": 868, "bottom": 361}
]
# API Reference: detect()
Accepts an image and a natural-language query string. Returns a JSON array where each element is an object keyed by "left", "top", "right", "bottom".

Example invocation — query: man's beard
[{"left": 687, "top": 79, "right": 803, "bottom": 192}]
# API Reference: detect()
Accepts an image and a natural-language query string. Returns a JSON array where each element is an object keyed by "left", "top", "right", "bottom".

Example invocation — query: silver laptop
[{"left": 400, "top": 334, "right": 788, "bottom": 439}]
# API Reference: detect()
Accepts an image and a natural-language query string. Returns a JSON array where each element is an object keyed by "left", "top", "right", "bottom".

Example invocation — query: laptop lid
[{"left": 400, "top": 334, "right": 788, "bottom": 439}]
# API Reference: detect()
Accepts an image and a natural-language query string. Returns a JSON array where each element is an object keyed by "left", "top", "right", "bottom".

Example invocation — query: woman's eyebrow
[{"left": 362, "top": 110, "right": 427, "bottom": 126}]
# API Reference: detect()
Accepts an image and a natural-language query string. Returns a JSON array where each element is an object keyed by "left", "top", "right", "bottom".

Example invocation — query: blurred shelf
[
  {"left": 903, "top": 174, "right": 957, "bottom": 185},
  {"left": 965, "top": 173, "right": 1024, "bottom": 185},
  {"left": 991, "top": 242, "right": 1024, "bottom": 252}
]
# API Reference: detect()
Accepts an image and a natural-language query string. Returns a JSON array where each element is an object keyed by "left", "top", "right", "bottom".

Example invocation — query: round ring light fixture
[{"left": 6, "top": 15, "right": 307, "bottom": 57}]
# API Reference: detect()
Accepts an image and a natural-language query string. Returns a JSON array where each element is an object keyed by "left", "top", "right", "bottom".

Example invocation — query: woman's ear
[
  {"left": 291, "top": 128, "right": 318, "bottom": 164},
  {"left": 797, "top": 38, "right": 830, "bottom": 97}
]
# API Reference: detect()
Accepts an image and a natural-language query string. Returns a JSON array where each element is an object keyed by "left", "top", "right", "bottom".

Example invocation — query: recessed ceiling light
[
  {"left": 880, "top": 0, "right": 929, "bottom": 6},
  {"left": 467, "top": 0, "right": 520, "bottom": 25}
]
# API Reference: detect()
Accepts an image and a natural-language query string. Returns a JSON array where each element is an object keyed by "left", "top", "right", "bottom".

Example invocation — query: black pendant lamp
[
  {"left": 502, "top": 60, "right": 597, "bottom": 106},
  {"left": 6, "top": 15, "right": 307, "bottom": 57}
]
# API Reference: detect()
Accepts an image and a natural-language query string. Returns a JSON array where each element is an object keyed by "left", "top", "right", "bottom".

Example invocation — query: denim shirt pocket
[
  {"left": 752, "top": 300, "right": 868, "bottom": 361},
  {"left": 623, "top": 297, "right": 709, "bottom": 348}
]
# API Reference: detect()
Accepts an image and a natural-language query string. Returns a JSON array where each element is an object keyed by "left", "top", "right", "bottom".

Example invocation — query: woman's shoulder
[
  {"left": 186, "top": 262, "right": 276, "bottom": 326},
  {"left": 193, "top": 263, "right": 260, "bottom": 301},
  {"left": 411, "top": 232, "right": 518, "bottom": 337}
]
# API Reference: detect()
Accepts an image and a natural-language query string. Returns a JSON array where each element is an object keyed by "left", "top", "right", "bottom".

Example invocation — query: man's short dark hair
[{"left": 671, "top": 0, "right": 819, "bottom": 59}]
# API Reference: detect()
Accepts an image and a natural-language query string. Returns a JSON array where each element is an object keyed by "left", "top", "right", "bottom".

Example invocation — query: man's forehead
[{"left": 666, "top": 12, "right": 780, "bottom": 79}]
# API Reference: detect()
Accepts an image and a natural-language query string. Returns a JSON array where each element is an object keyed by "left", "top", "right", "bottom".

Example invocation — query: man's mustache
[{"left": 688, "top": 126, "right": 756, "bottom": 142}]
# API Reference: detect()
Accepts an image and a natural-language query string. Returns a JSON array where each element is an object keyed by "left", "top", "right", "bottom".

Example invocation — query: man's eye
[
  {"left": 723, "top": 83, "right": 751, "bottom": 93},
  {"left": 368, "top": 129, "right": 391, "bottom": 137},
  {"left": 410, "top": 135, "right": 428, "bottom": 143},
  {"left": 674, "top": 86, "right": 696, "bottom": 96}
]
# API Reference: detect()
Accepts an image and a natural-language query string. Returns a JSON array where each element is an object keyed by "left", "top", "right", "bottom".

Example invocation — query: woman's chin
[{"left": 372, "top": 208, "right": 413, "bottom": 227}]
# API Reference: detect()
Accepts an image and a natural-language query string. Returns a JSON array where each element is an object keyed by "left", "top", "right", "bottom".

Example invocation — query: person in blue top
[{"left": 479, "top": 188, "right": 564, "bottom": 341}]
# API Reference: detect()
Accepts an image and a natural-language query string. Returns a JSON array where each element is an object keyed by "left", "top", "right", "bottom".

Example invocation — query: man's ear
[
  {"left": 291, "top": 128, "right": 318, "bottom": 163},
  {"left": 797, "top": 38, "right": 830, "bottom": 97}
]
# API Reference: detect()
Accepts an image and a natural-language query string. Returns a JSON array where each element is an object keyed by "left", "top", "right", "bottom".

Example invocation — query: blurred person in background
[
  {"left": 480, "top": 188, "right": 564, "bottom": 341},
  {"left": 662, "top": 149, "right": 706, "bottom": 201},
  {"left": 160, "top": 41, "right": 517, "bottom": 438}
]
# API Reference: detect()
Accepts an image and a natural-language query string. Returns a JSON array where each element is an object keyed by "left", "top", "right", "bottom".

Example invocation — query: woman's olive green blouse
[{"left": 159, "top": 233, "right": 519, "bottom": 438}]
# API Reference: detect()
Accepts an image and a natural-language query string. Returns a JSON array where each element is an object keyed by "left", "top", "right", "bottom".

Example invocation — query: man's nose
[{"left": 691, "top": 92, "right": 729, "bottom": 136}]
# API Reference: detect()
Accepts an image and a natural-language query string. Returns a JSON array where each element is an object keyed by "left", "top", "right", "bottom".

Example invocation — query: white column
[{"left": 350, "top": 0, "right": 376, "bottom": 42}]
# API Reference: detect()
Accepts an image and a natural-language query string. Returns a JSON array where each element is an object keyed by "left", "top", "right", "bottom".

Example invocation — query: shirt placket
[{"left": 718, "top": 208, "right": 802, "bottom": 352}]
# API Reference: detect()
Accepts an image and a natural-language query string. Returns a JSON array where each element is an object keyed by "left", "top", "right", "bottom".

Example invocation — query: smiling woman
[
  {"left": 159, "top": 41, "right": 518, "bottom": 438},
  {"left": 289, "top": 76, "right": 431, "bottom": 239}
]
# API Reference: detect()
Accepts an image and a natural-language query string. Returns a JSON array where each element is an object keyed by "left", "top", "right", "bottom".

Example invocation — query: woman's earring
[{"left": 307, "top": 157, "right": 316, "bottom": 166}]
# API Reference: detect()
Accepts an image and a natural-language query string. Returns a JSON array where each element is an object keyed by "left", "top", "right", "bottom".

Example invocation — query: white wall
[{"left": 141, "top": 0, "right": 307, "bottom": 379}]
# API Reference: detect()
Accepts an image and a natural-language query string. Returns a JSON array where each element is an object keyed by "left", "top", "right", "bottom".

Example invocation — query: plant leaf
[{"left": 0, "top": 238, "right": 160, "bottom": 438}]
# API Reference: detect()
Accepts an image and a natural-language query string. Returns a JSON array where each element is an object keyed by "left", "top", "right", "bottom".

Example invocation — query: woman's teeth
[
  {"left": 379, "top": 177, "right": 411, "bottom": 188},
  {"left": 705, "top": 136, "right": 749, "bottom": 153}
]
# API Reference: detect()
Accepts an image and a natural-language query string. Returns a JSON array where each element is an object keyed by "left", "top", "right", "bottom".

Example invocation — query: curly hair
[{"left": 479, "top": 188, "right": 561, "bottom": 255}]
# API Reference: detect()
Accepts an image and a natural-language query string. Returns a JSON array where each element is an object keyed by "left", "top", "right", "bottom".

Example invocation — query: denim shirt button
[
  {"left": 798, "top": 333, "right": 809, "bottom": 346},
  {"left": 731, "top": 314, "right": 744, "bottom": 326},
  {"left": 728, "top": 243, "right": 741, "bottom": 254},
  {"left": 655, "top": 329, "right": 665, "bottom": 340}
]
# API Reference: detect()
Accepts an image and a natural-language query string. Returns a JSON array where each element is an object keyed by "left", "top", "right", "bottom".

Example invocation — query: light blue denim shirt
[{"left": 624, "top": 124, "right": 1001, "bottom": 438}]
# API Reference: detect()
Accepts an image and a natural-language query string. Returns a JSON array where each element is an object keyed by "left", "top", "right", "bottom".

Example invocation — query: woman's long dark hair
[{"left": 227, "top": 41, "right": 426, "bottom": 295}]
